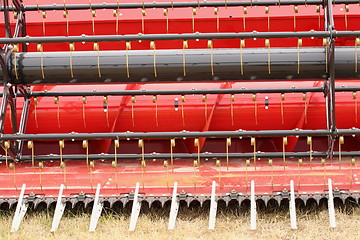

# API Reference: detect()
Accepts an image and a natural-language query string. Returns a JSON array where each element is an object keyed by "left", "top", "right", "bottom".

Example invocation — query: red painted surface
[{"left": 1, "top": 1, "right": 360, "bottom": 199}]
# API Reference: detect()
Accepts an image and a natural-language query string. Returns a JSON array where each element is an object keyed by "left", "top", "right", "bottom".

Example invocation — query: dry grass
[{"left": 1, "top": 207, "right": 360, "bottom": 240}]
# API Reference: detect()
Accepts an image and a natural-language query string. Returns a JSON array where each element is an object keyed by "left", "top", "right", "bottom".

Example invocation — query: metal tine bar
[
  {"left": 50, "top": 184, "right": 66, "bottom": 232},
  {"left": 250, "top": 180, "right": 256, "bottom": 230},
  {"left": 3, "top": 128, "right": 360, "bottom": 141},
  {"left": 129, "top": 182, "right": 141, "bottom": 231},
  {"left": 168, "top": 182, "right": 179, "bottom": 230},
  {"left": 1, "top": 0, "right": 348, "bottom": 12},
  {"left": 89, "top": 183, "right": 103, "bottom": 232},
  {"left": 1, "top": 31, "right": 360, "bottom": 44},
  {"left": 289, "top": 180, "right": 297, "bottom": 229},
  {"left": 10, "top": 183, "right": 27, "bottom": 232},
  {"left": 328, "top": 178, "right": 336, "bottom": 228},
  {"left": 29, "top": 87, "right": 326, "bottom": 97},
  {"left": 8, "top": 151, "right": 360, "bottom": 162},
  {"left": 208, "top": 181, "right": 217, "bottom": 230},
  {"left": 0, "top": 129, "right": 333, "bottom": 141}
]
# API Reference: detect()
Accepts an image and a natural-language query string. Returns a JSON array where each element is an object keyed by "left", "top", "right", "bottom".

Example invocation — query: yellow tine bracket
[
  {"left": 323, "top": 38, "right": 328, "bottom": 73},
  {"left": 164, "top": 8, "right": 169, "bottom": 33},
  {"left": 150, "top": 41, "right": 157, "bottom": 77},
  {"left": 103, "top": 96, "right": 109, "bottom": 127},
  {"left": 94, "top": 42, "right": 101, "bottom": 78},
  {"left": 59, "top": 140, "right": 66, "bottom": 188},
  {"left": 307, "top": 136, "right": 313, "bottom": 169},
  {"left": 39, "top": 161, "right": 44, "bottom": 190},
  {"left": 181, "top": 95, "right": 186, "bottom": 127},
  {"left": 91, "top": 9, "right": 96, "bottom": 34},
  {"left": 82, "top": 139, "right": 89, "bottom": 168},
  {"left": 294, "top": 5, "right": 298, "bottom": 31},
  {"left": 280, "top": 93, "right": 285, "bottom": 124},
  {"left": 339, "top": 136, "right": 344, "bottom": 169},
  {"left": 345, "top": 4, "right": 349, "bottom": 30},
  {"left": 183, "top": 40, "right": 188, "bottom": 76},
  {"left": 113, "top": 139, "right": 120, "bottom": 189},
  {"left": 243, "top": 7, "right": 247, "bottom": 32},
  {"left": 350, "top": 157, "right": 356, "bottom": 188},
  {"left": 240, "top": 39, "right": 245, "bottom": 75},
  {"left": 37, "top": 43, "right": 45, "bottom": 79},
  {"left": 141, "top": 9, "right": 146, "bottom": 33},
  {"left": 265, "top": 39, "right": 271, "bottom": 74},
  {"left": 194, "top": 138, "right": 200, "bottom": 167},
  {"left": 34, "top": 97, "right": 39, "bottom": 128},
  {"left": 252, "top": 93, "right": 258, "bottom": 125},
  {"left": 230, "top": 94, "right": 235, "bottom": 126},
  {"left": 13, "top": 44, "right": 19, "bottom": 79},
  {"left": 41, "top": 11, "right": 46, "bottom": 36},
  {"left": 283, "top": 136, "right": 288, "bottom": 170},
  {"left": 126, "top": 41, "right": 131, "bottom": 78},
  {"left": 69, "top": 42, "right": 75, "bottom": 78},
  {"left": 82, "top": 96, "right": 87, "bottom": 127},
  {"left": 269, "top": 158, "right": 274, "bottom": 189},
  {"left": 131, "top": 95, "right": 136, "bottom": 127},
  {"left": 153, "top": 95, "right": 158, "bottom": 127},
  {"left": 226, "top": 137, "right": 231, "bottom": 170},
  {"left": 353, "top": 91, "right": 358, "bottom": 122},
  {"left": 138, "top": 139, "right": 145, "bottom": 189},
  {"left": 89, "top": 160, "right": 95, "bottom": 190},
  {"left": 208, "top": 40, "right": 214, "bottom": 76},
  {"left": 192, "top": 8, "right": 197, "bottom": 33},
  {"left": 54, "top": 96, "right": 61, "bottom": 128},
  {"left": 4, "top": 140, "right": 10, "bottom": 172},
  {"left": 302, "top": 92, "right": 307, "bottom": 123},
  {"left": 250, "top": 137, "right": 256, "bottom": 170},
  {"left": 27, "top": 140, "right": 35, "bottom": 169},
  {"left": 316, "top": 5, "right": 321, "bottom": 29},
  {"left": 202, "top": 94, "right": 208, "bottom": 121},
  {"left": 170, "top": 138, "right": 175, "bottom": 172},
  {"left": 63, "top": 8, "right": 69, "bottom": 36},
  {"left": 297, "top": 38, "right": 302, "bottom": 74},
  {"left": 355, "top": 38, "right": 360, "bottom": 73},
  {"left": 214, "top": 7, "right": 219, "bottom": 32}
]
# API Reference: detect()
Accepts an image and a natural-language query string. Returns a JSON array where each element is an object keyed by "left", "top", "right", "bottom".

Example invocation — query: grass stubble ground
[{"left": 0, "top": 204, "right": 359, "bottom": 240}]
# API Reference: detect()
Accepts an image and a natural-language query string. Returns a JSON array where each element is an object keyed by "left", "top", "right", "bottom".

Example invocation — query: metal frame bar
[
  {"left": 7, "top": 151, "right": 360, "bottom": 162},
  {"left": 324, "top": 0, "right": 336, "bottom": 158},
  {"left": 1, "top": 31, "right": 360, "bottom": 45},
  {"left": 1, "top": 0, "right": 359, "bottom": 11}
]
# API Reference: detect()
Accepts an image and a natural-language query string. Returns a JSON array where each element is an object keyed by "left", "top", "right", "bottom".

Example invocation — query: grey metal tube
[
  {"left": 9, "top": 151, "right": 360, "bottom": 162},
  {"left": 0, "top": 129, "right": 332, "bottom": 141},
  {"left": 8, "top": 47, "right": 360, "bottom": 83},
  {"left": 1, "top": 0, "right": 359, "bottom": 11}
]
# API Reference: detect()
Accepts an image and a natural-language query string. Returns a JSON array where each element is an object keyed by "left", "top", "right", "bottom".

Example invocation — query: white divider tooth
[
  {"left": 289, "top": 180, "right": 297, "bottom": 229},
  {"left": 250, "top": 180, "right": 256, "bottom": 230},
  {"left": 89, "top": 183, "right": 103, "bottom": 232},
  {"left": 129, "top": 182, "right": 141, "bottom": 231},
  {"left": 51, "top": 184, "right": 66, "bottom": 232},
  {"left": 208, "top": 181, "right": 218, "bottom": 230},
  {"left": 11, "top": 184, "right": 28, "bottom": 232},
  {"left": 328, "top": 178, "right": 336, "bottom": 228},
  {"left": 168, "top": 182, "right": 179, "bottom": 230}
]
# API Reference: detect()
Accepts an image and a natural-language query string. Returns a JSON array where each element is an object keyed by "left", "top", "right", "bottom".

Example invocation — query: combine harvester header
[{"left": 0, "top": 0, "right": 360, "bottom": 232}]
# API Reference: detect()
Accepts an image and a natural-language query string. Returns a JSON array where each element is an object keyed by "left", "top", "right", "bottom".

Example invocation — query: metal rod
[
  {"left": 4, "top": 86, "right": 360, "bottom": 98},
  {"left": 1, "top": 31, "right": 360, "bottom": 44},
  {"left": 0, "top": 129, "right": 332, "bottom": 141},
  {"left": 1, "top": 0, "right": 360, "bottom": 11},
  {"left": 10, "top": 151, "right": 360, "bottom": 162}
]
